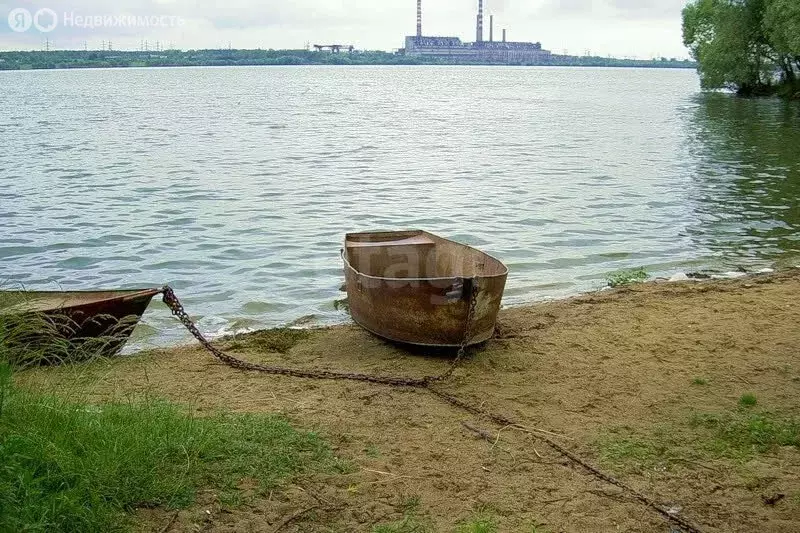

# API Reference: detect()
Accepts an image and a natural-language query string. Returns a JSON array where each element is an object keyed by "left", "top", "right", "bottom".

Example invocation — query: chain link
[
  {"left": 427, "top": 282, "right": 480, "bottom": 384},
  {"left": 160, "top": 284, "right": 477, "bottom": 387}
]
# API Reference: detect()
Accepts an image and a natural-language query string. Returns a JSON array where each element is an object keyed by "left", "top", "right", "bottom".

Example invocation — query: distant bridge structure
[{"left": 313, "top": 44, "right": 354, "bottom": 53}]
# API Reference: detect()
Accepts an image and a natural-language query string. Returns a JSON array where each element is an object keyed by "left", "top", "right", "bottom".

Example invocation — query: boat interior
[
  {"left": 345, "top": 230, "right": 507, "bottom": 279},
  {"left": 0, "top": 290, "right": 156, "bottom": 314}
]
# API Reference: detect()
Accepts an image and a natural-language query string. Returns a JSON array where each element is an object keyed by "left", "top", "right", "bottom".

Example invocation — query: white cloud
[{"left": 0, "top": 0, "right": 691, "bottom": 58}]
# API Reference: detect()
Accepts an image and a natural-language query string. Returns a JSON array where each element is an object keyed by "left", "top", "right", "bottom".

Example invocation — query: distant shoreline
[{"left": 0, "top": 49, "right": 697, "bottom": 71}]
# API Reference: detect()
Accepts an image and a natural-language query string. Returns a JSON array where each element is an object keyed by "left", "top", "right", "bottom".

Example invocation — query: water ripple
[{"left": 1, "top": 66, "right": 798, "bottom": 347}]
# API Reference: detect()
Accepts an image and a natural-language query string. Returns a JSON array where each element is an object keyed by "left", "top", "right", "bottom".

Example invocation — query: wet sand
[{"left": 21, "top": 270, "right": 800, "bottom": 532}]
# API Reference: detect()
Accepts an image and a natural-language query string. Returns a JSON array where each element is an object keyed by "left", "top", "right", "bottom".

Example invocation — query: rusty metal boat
[
  {"left": 342, "top": 230, "right": 508, "bottom": 347},
  {"left": 0, "top": 288, "right": 161, "bottom": 362}
]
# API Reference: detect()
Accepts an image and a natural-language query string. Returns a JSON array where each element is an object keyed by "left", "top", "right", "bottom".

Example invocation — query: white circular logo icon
[
  {"left": 33, "top": 8, "right": 57, "bottom": 33},
  {"left": 8, "top": 8, "right": 32, "bottom": 32}
]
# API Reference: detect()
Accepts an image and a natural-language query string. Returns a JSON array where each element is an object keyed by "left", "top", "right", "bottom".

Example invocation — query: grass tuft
[
  {"left": 372, "top": 506, "right": 501, "bottom": 533},
  {"left": 225, "top": 328, "right": 310, "bottom": 354},
  {"left": 606, "top": 268, "right": 649, "bottom": 288},
  {"left": 372, "top": 514, "right": 432, "bottom": 533},
  {"left": 333, "top": 297, "right": 350, "bottom": 314},
  {"left": 456, "top": 517, "right": 498, "bottom": 533},
  {"left": 596, "top": 428, "right": 669, "bottom": 470},
  {"left": 399, "top": 495, "right": 421, "bottom": 515},
  {"left": 0, "top": 305, "right": 140, "bottom": 368},
  {"left": 365, "top": 442, "right": 381, "bottom": 458},
  {"left": 372, "top": 496, "right": 432, "bottom": 533},
  {"left": 739, "top": 393, "right": 758, "bottom": 407},
  {"left": 690, "top": 412, "right": 800, "bottom": 455},
  {"left": 597, "top": 408, "right": 800, "bottom": 473},
  {"left": 455, "top": 508, "right": 499, "bottom": 533},
  {"left": 692, "top": 377, "right": 709, "bottom": 386},
  {"left": 0, "top": 363, "right": 342, "bottom": 533},
  {"left": 0, "top": 310, "right": 80, "bottom": 367}
]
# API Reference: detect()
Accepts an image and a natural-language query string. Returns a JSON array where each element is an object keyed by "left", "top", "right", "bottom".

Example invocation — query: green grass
[
  {"left": 372, "top": 495, "right": 430, "bottom": 532},
  {"left": 372, "top": 505, "right": 500, "bottom": 533},
  {"left": 792, "top": 493, "right": 800, "bottom": 509},
  {"left": 364, "top": 442, "right": 381, "bottom": 458},
  {"left": 606, "top": 268, "right": 649, "bottom": 288},
  {"left": 372, "top": 515, "right": 433, "bottom": 533},
  {"left": 0, "top": 309, "right": 81, "bottom": 367},
  {"left": 333, "top": 297, "right": 350, "bottom": 314},
  {"left": 0, "top": 297, "right": 346, "bottom": 533},
  {"left": 224, "top": 328, "right": 310, "bottom": 353},
  {"left": 0, "top": 362, "right": 344, "bottom": 532},
  {"left": 399, "top": 495, "right": 421, "bottom": 514},
  {"left": 690, "top": 412, "right": 800, "bottom": 456},
  {"left": 692, "top": 377, "right": 709, "bottom": 386},
  {"left": 0, "top": 302, "right": 138, "bottom": 368},
  {"left": 455, "top": 513, "right": 499, "bottom": 533},
  {"left": 596, "top": 428, "right": 668, "bottom": 469},
  {"left": 739, "top": 393, "right": 758, "bottom": 407},
  {"left": 596, "top": 404, "right": 800, "bottom": 472}
]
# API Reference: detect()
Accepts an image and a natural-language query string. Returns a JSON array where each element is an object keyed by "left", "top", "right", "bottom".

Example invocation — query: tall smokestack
[
  {"left": 490, "top": 15, "right": 494, "bottom": 42},
  {"left": 476, "top": 0, "right": 484, "bottom": 43},
  {"left": 416, "top": 0, "right": 422, "bottom": 39},
  {"left": 502, "top": 29, "right": 507, "bottom": 42}
]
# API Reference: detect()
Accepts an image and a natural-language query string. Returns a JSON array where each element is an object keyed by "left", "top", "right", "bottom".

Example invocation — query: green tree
[
  {"left": 764, "top": 0, "right": 800, "bottom": 83},
  {"left": 683, "top": 0, "right": 800, "bottom": 97}
]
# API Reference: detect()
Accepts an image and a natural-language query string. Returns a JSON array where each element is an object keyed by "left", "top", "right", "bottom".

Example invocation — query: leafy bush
[{"left": 606, "top": 268, "right": 649, "bottom": 288}]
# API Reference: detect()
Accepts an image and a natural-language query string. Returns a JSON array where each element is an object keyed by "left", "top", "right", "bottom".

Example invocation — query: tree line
[
  {"left": 0, "top": 49, "right": 695, "bottom": 71},
  {"left": 683, "top": 0, "right": 800, "bottom": 98}
]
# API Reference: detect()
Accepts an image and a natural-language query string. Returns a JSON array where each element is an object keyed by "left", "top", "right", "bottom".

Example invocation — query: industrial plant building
[{"left": 403, "top": 0, "right": 552, "bottom": 64}]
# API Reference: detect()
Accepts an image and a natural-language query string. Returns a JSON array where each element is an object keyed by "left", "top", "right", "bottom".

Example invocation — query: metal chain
[
  {"left": 427, "top": 283, "right": 479, "bottom": 383},
  {"left": 160, "top": 284, "right": 476, "bottom": 387},
  {"left": 159, "top": 284, "right": 703, "bottom": 533},
  {"left": 427, "top": 388, "right": 704, "bottom": 533}
]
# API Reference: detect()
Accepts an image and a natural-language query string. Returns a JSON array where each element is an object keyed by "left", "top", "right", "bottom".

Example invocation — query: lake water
[{"left": 1, "top": 66, "right": 798, "bottom": 348}]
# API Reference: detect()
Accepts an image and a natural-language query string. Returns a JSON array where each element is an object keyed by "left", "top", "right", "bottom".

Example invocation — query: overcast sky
[{"left": 0, "top": 0, "right": 690, "bottom": 58}]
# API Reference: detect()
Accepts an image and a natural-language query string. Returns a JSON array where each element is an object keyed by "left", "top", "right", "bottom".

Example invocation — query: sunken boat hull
[
  {"left": 0, "top": 289, "right": 160, "bottom": 363},
  {"left": 343, "top": 231, "right": 508, "bottom": 347}
]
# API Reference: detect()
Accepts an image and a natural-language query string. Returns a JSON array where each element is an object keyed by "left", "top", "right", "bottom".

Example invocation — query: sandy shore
[{"left": 22, "top": 270, "right": 800, "bottom": 532}]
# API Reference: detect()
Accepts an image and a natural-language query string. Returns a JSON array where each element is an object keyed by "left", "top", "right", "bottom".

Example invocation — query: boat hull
[
  {"left": 0, "top": 289, "right": 161, "bottom": 363},
  {"left": 343, "top": 231, "right": 508, "bottom": 347}
]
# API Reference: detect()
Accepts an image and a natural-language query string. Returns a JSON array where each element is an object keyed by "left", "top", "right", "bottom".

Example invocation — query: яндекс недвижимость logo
[
  {"left": 7, "top": 8, "right": 185, "bottom": 33},
  {"left": 7, "top": 7, "right": 58, "bottom": 33}
]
